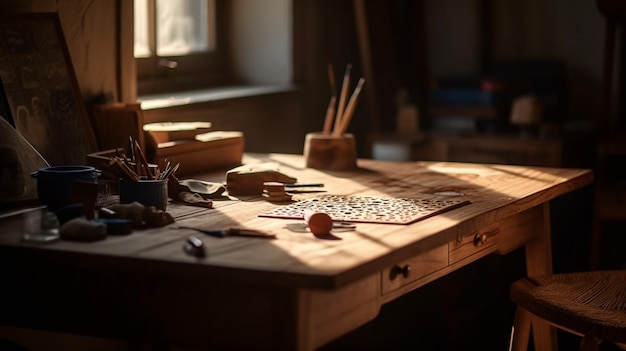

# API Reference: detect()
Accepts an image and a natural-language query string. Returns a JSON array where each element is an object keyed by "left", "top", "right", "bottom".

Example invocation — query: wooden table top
[{"left": 0, "top": 153, "right": 593, "bottom": 290}]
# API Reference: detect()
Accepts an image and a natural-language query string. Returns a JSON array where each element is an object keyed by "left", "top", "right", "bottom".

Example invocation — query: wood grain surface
[{"left": 0, "top": 153, "right": 593, "bottom": 290}]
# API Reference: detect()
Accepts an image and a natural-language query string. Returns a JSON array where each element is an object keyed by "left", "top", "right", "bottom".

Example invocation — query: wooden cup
[{"left": 303, "top": 132, "right": 357, "bottom": 171}]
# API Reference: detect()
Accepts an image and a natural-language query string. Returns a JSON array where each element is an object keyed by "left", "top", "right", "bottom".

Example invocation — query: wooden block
[
  {"left": 226, "top": 163, "right": 297, "bottom": 196},
  {"left": 263, "top": 182, "right": 286, "bottom": 193},
  {"left": 263, "top": 190, "right": 288, "bottom": 197},
  {"left": 144, "top": 122, "right": 212, "bottom": 143},
  {"left": 261, "top": 193, "right": 293, "bottom": 202}
]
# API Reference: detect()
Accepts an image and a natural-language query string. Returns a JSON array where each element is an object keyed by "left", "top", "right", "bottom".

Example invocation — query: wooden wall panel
[{"left": 5, "top": 0, "right": 120, "bottom": 102}]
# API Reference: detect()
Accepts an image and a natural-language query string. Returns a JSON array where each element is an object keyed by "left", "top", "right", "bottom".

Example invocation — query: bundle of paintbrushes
[
  {"left": 108, "top": 136, "right": 179, "bottom": 182},
  {"left": 322, "top": 63, "right": 365, "bottom": 136}
]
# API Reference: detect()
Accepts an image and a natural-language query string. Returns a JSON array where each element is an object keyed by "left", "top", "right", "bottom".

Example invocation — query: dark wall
[{"left": 4, "top": 1, "right": 608, "bottom": 156}]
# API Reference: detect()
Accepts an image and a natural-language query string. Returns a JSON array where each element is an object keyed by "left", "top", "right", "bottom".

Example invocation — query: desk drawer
[
  {"left": 381, "top": 243, "right": 448, "bottom": 295},
  {"left": 378, "top": 207, "right": 540, "bottom": 298},
  {"left": 449, "top": 223, "right": 500, "bottom": 264}
]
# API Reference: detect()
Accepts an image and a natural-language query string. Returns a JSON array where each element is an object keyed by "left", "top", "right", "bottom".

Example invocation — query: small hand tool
[
  {"left": 183, "top": 236, "right": 206, "bottom": 258},
  {"left": 178, "top": 226, "right": 276, "bottom": 239},
  {"left": 284, "top": 183, "right": 324, "bottom": 188}
]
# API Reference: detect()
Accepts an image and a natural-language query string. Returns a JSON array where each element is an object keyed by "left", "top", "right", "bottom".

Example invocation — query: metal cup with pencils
[
  {"left": 119, "top": 178, "right": 168, "bottom": 210},
  {"left": 304, "top": 63, "right": 364, "bottom": 171},
  {"left": 108, "top": 137, "right": 179, "bottom": 210}
]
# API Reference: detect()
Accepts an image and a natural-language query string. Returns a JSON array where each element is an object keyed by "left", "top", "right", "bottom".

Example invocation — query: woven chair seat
[{"left": 510, "top": 270, "right": 626, "bottom": 345}]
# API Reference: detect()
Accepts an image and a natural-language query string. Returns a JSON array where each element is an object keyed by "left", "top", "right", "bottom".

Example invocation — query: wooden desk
[{"left": 0, "top": 154, "right": 593, "bottom": 350}]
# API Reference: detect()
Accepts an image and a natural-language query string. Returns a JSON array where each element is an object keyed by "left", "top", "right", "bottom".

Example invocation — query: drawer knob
[
  {"left": 473, "top": 233, "right": 487, "bottom": 246},
  {"left": 389, "top": 264, "right": 411, "bottom": 280}
]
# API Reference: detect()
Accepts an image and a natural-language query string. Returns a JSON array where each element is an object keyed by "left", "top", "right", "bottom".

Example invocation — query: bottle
[{"left": 395, "top": 88, "right": 419, "bottom": 134}]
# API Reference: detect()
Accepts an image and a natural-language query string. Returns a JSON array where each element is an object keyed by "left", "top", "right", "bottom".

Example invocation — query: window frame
[{"left": 135, "top": 0, "right": 234, "bottom": 96}]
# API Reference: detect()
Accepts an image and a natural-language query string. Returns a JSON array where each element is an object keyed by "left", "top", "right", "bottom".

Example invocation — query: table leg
[
  {"left": 272, "top": 289, "right": 315, "bottom": 351},
  {"left": 524, "top": 202, "right": 558, "bottom": 351}
]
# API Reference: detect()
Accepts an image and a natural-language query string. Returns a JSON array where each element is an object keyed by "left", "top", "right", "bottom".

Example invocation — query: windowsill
[{"left": 137, "top": 84, "right": 299, "bottom": 110}]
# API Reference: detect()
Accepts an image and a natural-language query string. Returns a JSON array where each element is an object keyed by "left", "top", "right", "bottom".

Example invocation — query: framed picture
[{"left": 0, "top": 12, "right": 96, "bottom": 166}]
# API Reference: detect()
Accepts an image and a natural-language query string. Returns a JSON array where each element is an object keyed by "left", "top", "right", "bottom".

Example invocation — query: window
[{"left": 134, "top": 0, "right": 232, "bottom": 95}]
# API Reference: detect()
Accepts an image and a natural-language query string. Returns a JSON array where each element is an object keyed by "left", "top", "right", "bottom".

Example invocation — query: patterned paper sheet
[{"left": 259, "top": 194, "right": 470, "bottom": 224}]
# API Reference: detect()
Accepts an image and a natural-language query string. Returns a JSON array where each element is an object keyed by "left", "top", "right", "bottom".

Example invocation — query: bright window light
[{"left": 134, "top": 0, "right": 215, "bottom": 58}]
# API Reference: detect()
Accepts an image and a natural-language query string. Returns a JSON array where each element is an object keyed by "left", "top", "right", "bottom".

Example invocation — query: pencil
[
  {"left": 335, "top": 77, "right": 365, "bottom": 136},
  {"left": 334, "top": 63, "right": 352, "bottom": 133},
  {"left": 134, "top": 140, "right": 154, "bottom": 179},
  {"left": 322, "top": 95, "right": 337, "bottom": 134},
  {"left": 327, "top": 62, "right": 337, "bottom": 97}
]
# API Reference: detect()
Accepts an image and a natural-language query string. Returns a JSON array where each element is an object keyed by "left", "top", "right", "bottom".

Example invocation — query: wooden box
[
  {"left": 143, "top": 122, "right": 212, "bottom": 143},
  {"left": 86, "top": 149, "right": 158, "bottom": 180},
  {"left": 149, "top": 131, "right": 244, "bottom": 177}
]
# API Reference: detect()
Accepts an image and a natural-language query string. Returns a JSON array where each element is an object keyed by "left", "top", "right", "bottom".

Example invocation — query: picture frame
[{"left": 0, "top": 12, "right": 96, "bottom": 166}]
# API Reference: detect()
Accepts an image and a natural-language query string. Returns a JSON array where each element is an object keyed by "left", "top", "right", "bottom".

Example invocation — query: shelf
[{"left": 429, "top": 105, "right": 498, "bottom": 119}]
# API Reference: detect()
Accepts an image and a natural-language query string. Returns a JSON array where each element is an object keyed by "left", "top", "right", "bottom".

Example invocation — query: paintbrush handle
[
  {"left": 335, "top": 77, "right": 365, "bottom": 136},
  {"left": 322, "top": 96, "right": 337, "bottom": 134},
  {"left": 334, "top": 63, "right": 352, "bottom": 133}
]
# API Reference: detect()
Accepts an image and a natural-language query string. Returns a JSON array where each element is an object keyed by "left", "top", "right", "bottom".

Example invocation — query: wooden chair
[
  {"left": 508, "top": 2, "right": 626, "bottom": 350},
  {"left": 509, "top": 270, "right": 626, "bottom": 351}
]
